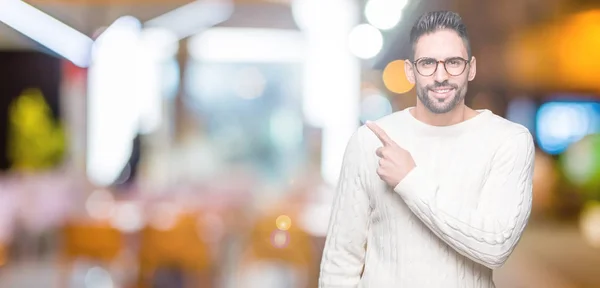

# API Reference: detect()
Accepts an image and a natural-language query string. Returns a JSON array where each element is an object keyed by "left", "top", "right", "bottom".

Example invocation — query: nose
[{"left": 433, "top": 61, "right": 449, "bottom": 82}]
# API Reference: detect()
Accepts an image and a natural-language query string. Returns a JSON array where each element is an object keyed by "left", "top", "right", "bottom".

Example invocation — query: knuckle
[{"left": 380, "top": 148, "right": 387, "bottom": 157}]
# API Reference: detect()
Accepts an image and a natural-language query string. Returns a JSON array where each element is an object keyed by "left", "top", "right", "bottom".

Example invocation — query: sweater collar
[{"left": 402, "top": 107, "right": 492, "bottom": 137}]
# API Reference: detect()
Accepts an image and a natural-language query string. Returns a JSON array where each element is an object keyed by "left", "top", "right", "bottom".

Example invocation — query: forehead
[{"left": 414, "top": 29, "right": 468, "bottom": 60}]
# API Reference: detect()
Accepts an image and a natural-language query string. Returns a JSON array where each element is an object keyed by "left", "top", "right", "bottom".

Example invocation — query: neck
[{"left": 412, "top": 102, "right": 469, "bottom": 126}]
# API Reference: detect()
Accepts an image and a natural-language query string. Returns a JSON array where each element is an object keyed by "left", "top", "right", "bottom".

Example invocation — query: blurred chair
[
  {"left": 0, "top": 242, "right": 6, "bottom": 268},
  {"left": 62, "top": 221, "right": 123, "bottom": 262},
  {"left": 59, "top": 220, "right": 124, "bottom": 287},
  {"left": 137, "top": 212, "right": 214, "bottom": 288},
  {"left": 237, "top": 211, "right": 314, "bottom": 288}
]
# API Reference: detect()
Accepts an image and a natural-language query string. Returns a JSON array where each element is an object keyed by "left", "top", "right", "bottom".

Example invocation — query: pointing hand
[{"left": 366, "top": 121, "right": 416, "bottom": 188}]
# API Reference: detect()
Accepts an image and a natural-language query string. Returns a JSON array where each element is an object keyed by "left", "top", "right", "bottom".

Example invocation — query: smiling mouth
[{"left": 429, "top": 87, "right": 455, "bottom": 99}]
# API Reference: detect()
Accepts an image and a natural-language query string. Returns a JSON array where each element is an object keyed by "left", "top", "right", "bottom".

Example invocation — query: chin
[
  {"left": 425, "top": 96, "right": 458, "bottom": 114},
  {"left": 417, "top": 85, "right": 464, "bottom": 114},
  {"left": 429, "top": 104, "right": 455, "bottom": 114}
]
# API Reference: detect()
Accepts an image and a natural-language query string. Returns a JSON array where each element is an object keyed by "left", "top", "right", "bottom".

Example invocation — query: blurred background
[{"left": 0, "top": 0, "right": 599, "bottom": 287}]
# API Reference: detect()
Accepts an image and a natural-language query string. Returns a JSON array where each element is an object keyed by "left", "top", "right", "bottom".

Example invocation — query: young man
[{"left": 319, "top": 10, "right": 534, "bottom": 287}]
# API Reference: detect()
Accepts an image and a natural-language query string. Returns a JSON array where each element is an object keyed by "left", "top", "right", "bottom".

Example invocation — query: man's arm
[
  {"left": 319, "top": 128, "right": 371, "bottom": 287},
  {"left": 394, "top": 131, "right": 534, "bottom": 269}
]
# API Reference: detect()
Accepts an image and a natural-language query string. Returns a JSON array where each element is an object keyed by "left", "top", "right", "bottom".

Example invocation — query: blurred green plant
[
  {"left": 7, "top": 88, "right": 66, "bottom": 171},
  {"left": 560, "top": 133, "right": 600, "bottom": 201}
]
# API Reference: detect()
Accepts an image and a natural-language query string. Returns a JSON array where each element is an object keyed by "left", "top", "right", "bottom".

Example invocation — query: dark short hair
[{"left": 409, "top": 11, "right": 471, "bottom": 61}]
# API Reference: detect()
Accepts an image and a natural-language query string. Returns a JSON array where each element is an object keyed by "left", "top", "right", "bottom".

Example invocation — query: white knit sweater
[{"left": 319, "top": 107, "right": 535, "bottom": 288}]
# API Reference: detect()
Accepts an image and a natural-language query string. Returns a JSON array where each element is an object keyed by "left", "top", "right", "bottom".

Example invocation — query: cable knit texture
[{"left": 319, "top": 107, "right": 535, "bottom": 288}]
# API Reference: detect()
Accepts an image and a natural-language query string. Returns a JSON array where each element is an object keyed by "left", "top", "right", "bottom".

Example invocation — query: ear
[
  {"left": 404, "top": 59, "right": 416, "bottom": 84},
  {"left": 468, "top": 56, "right": 476, "bottom": 81}
]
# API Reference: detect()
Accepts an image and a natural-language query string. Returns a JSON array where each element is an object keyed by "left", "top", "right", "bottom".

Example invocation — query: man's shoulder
[
  {"left": 480, "top": 113, "right": 534, "bottom": 153},
  {"left": 483, "top": 112, "right": 532, "bottom": 138}
]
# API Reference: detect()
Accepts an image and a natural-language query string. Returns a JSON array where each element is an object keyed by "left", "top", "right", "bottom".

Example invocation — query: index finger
[{"left": 366, "top": 121, "right": 394, "bottom": 146}]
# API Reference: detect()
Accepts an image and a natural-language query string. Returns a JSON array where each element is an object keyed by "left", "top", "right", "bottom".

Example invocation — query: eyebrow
[{"left": 417, "top": 56, "right": 465, "bottom": 60}]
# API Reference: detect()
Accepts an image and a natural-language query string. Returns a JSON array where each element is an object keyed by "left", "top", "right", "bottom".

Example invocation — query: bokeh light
[
  {"left": 382, "top": 59, "right": 414, "bottom": 94},
  {"left": 556, "top": 10, "right": 600, "bottom": 91},
  {"left": 348, "top": 24, "right": 383, "bottom": 59},
  {"left": 536, "top": 101, "right": 599, "bottom": 155},
  {"left": 147, "top": 202, "right": 180, "bottom": 231},
  {"left": 506, "top": 10, "right": 600, "bottom": 91},
  {"left": 84, "top": 266, "right": 114, "bottom": 288},
  {"left": 109, "top": 202, "right": 144, "bottom": 233},
  {"left": 580, "top": 201, "right": 600, "bottom": 248},
  {"left": 360, "top": 93, "right": 393, "bottom": 123},
  {"left": 271, "top": 230, "right": 290, "bottom": 249},
  {"left": 85, "top": 189, "right": 115, "bottom": 220},
  {"left": 276, "top": 215, "right": 292, "bottom": 231},
  {"left": 364, "top": 0, "right": 407, "bottom": 30},
  {"left": 561, "top": 134, "right": 600, "bottom": 193}
]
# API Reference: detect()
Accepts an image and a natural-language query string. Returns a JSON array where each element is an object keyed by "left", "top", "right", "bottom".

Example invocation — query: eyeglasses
[{"left": 413, "top": 57, "right": 470, "bottom": 77}]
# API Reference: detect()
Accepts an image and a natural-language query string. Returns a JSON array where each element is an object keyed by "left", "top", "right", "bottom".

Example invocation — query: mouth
[{"left": 429, "top": 87, "right": 455, "bottom": 100}]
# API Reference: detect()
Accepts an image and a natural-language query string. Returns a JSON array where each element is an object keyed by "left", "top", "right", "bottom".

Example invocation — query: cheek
[
  {"left": 415, "top": 77, "right": 431, "bottom": 89},
  {"left": 451, "top": 76, "right": 469, "bottom": 88}
]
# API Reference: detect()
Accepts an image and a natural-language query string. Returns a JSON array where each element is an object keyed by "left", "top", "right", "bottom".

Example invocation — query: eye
[
  {"left": 419, "top": 59, "right": 436, "bottom": 67},
  {"left": 446, "top": 58, "right": 462, "bottom": 67}
]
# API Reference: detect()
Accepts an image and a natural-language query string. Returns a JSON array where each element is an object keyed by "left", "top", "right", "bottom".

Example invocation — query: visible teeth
[{"left": 435, "top": 89, "right": 450, "bottom": 93}]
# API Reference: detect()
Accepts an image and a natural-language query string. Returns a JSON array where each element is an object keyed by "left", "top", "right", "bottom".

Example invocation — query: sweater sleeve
[
  {"left": 393, "top": 131, "right": 534, "bottom": 269},
  {"left": 319, "top": 128, "right": 371, "bottom": 287}
]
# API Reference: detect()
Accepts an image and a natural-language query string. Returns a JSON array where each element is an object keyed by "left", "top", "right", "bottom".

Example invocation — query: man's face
[{"left": 404, "top": 29, "right": 476, "bottom": 114}]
